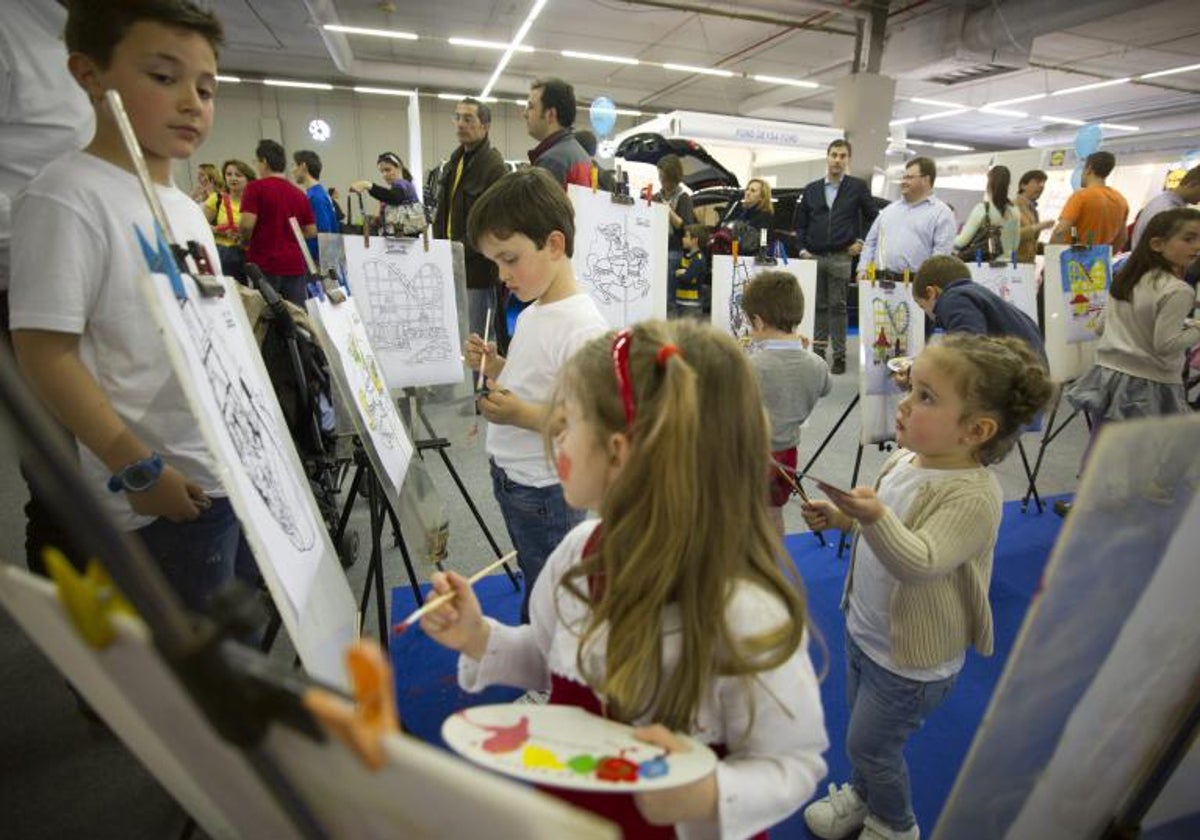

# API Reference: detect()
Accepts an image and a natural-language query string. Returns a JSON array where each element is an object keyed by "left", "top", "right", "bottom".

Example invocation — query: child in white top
[
  {"left": 462, "top": 168, "right": 607, "bottom": 622},
  {"left": 427, "top": 319, "right": 828, "bottom": 839},
  {"left": 801, "top": 334, "right": 1051, "bottom": 840},
  {"left": 1067, "top": 207, "right": 1200, "bottom": 421}
]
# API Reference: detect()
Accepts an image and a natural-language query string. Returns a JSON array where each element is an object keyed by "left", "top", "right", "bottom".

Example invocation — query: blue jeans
[
  {"left": 845, "top": 633, "right": 958, "bottom": 831},
  {"left": 490, "top": 460, "right": 585, "bottom": 623},
  {"left": 135, "top": 497, "right": 243, "bottom": 613}
]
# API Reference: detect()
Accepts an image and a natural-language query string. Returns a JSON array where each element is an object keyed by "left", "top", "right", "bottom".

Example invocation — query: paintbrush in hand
[{"left": 392, "top": 551, "right": 517, "bottom": 634}]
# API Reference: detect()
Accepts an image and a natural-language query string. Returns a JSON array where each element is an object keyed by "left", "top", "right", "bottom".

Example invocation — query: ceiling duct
[{"left": 881, "top": 0, "right": 1144, "bottom": 86}]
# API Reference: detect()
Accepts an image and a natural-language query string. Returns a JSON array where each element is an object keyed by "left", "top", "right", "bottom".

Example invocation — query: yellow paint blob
[{"left": 522, "top": 744, "right": 565, "bottom": 771}]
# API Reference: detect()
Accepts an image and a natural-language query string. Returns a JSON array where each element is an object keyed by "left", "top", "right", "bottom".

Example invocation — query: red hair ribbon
[
  {"left": 611, "top": 328, "right": 636, "bottom": 427},
  {"left": 656, "top": 344, "right": 680, "bottom": 367}
]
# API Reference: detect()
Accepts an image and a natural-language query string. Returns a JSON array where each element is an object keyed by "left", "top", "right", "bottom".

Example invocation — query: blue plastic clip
[
  {"left": 974, "top": 247, "right": 983, "bottom": 267},
  {"left": 775, "top": 239, "right": 789, "bottom": 265},
  {"left": 136, "top": 223, "right": 188, "bottom": 301},
  {"left": 1011, "top": 249, "right": 1018, "bottom": 268}
]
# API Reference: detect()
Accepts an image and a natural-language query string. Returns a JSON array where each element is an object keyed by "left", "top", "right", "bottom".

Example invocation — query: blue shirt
[
  {"left": 305, "top": 183, "right": 338, "bottom": 261},
  {"left": 824, "top": 177, "right": 841, "bottom": 212},
  {"left": 860, "top": 194, "right": 957, "bottom": 273}
]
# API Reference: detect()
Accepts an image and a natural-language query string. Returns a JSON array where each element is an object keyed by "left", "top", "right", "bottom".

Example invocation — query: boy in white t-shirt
[
  {"left": 463, "top": 169, "right": 607, "bottom": 622},
  {"left": 10, "top": 1, "right": 240, "bottom": 611}
]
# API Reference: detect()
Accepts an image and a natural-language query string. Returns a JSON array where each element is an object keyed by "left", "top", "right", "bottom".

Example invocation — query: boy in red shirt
[{"left": 239, "top": 138, "right": 315, "bottom": 303}]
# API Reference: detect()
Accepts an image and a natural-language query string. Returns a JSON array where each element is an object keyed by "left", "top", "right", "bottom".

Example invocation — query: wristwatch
[{"left": 107, "top": 452, "right": 165, "bottom": 493}]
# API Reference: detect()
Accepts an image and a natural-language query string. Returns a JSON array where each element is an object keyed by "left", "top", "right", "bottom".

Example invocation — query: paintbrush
[
  {"left": 771, "top": 460, "right": 811, "bottom": 503},
  {"left": 392, "top": 550, "right": 517, "bottom": 634},
  {"left": 476, "top": 308, "right": 493, "bottom": 396}
]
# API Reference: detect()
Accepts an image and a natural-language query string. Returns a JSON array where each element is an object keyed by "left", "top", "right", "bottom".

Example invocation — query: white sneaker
[
  {"left": 859, "top": 813, "right": 919, "bottom": 840},
  {"left": 803, "top": 783, "right": 867, "bottom": 839}
]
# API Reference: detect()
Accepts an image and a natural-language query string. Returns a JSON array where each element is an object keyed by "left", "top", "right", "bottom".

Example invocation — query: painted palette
[{"left": 442, "top": 704, "right": 717, "bottom": 792}]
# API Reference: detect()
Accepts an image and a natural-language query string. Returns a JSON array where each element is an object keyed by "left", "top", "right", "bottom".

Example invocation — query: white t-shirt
[
  {"left": 847, "top": 453, "right": 984, "bottom": 681},
  {"left": 486, "top": 293, "right": 607, "bottom": 486},
  {"left": 11, "top": 151, "right": 223, "bottom": 531},
  {"left": 0, "top": 0, "right": 94, "bottom": 287}
]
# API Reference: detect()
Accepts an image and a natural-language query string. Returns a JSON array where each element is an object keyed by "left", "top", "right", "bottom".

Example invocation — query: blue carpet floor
[{"left": 391, "top": 496, "right": 1069, "bottom": 837}]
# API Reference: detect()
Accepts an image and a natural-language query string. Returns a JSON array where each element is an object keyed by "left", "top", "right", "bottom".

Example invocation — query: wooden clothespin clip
[
  {"left": 358, "top": 192, "right": 370, "bottom": 247},
  {"left": 422, "top": 224, "right": 430, "bottom": 253},
  {"left": 302, "top": 640, "right": 399, "bottom": 771},
  {"left": 731, "top": 238, "right": 740, "bottom": 263},
  {"left": 44, "top": 548, "right": 135, "bottom": 649},
  {"left": 107, "top": 90, "right": 224, "bottom": 299},
  {"left": 644, "top": 183, "right": 653, "bottom": 207}
]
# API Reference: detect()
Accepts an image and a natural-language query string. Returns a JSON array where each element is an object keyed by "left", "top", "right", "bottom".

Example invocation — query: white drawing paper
[
  {"left": 967, "top": 261, "right": 1038, "bottom": 324},
  {"left": 1042, "top": 244, "right": 1102, "bottom": 382},
  {"left": 858, "top": 280, "right": 925, "bottom": 445},
  {"left": 568, "top": 184, "right": 668, "bottom": 328},
  {"left": 343, "top": 237, "right": 464, "bottom": 389},
  {"left": 141, "top": 272, "right": 356, "bottom": 683},
  {"left": 710, "top": 256, "right": 817, "bottom": 345},
  {"left": 307, "top": 294, "right": 414, "bottom": 497}
]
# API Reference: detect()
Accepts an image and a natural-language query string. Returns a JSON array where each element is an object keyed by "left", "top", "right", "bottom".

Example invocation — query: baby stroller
[{"left": 242, "top": 264, "right": 358, "bottom": 569}]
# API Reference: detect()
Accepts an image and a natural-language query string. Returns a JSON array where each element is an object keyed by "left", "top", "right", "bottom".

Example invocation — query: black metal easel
[{"left": 1020, "top": 384, "right": 1092, "bottom": 513}]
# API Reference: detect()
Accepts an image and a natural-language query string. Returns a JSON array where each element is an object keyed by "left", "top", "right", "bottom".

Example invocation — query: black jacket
[
  {"left": 433, "top": 137, "right": 508, "bottom": 290},
  {"left": 932, "top": 279, "right": 1046, "bottom": 360},
  {"left": 793, "top": 175, "right": 878, "bottom": 254}
]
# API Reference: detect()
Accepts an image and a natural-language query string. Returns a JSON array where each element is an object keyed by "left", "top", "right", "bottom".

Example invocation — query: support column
[{"left": 831, "top": 73, "right": 896, "bottom": 185}]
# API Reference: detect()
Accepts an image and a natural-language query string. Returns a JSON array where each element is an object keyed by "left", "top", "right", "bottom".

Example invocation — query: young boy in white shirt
[
  {"left": 10, "top": 0, "right": 239, "bottom": 611},
  {"left": 463, "top": 168, "right": 608, "bottom": 622}
]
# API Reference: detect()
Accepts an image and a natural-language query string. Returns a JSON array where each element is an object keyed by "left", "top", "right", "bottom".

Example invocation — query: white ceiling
[{"left": 211, "top": 0, "right": 1200, "bottom": 153}]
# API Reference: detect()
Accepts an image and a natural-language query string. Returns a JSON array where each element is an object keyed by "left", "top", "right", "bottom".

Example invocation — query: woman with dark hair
[
  {"left": 955, "top": 165, "right": 1020, "bottom": 261},
  {"left": 350, "top": 152, "right": 423, "bottom": 234}
]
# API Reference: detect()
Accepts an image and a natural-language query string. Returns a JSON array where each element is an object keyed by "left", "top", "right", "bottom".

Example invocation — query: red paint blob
[
  {"left": 555, "top": 451, "right": 572, "bottom": 483},
  {"left": 465, "top": 715, "right": 530, "bottom": 754},
  {"left": 595, "top": 755, "right": 639, "bottom": 783}
]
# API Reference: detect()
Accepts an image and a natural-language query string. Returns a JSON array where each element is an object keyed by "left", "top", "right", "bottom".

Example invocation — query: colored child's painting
[
  {"left": 858, "top": 280, "right": 925, "bottom": 445},
  {"left": 441, "top": 704, "right": 715, "bottom": 793},
  {"left": 1059, "top": 246, "right": 1110, "bottom": 344}
]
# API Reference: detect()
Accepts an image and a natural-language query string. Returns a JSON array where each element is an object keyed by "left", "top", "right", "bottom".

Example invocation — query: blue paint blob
[{"left": 639, "top": 756, "right": 670, "bottom": 779}]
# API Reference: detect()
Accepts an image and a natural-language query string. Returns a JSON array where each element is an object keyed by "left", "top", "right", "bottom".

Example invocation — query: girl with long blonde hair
[{"left": 422, "top": 319, "right": 828, "bottom": 839}]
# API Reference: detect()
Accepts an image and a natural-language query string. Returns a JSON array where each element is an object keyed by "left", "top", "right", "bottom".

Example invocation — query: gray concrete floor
[{"left": 0, "top": 335, "right": 1090, "bottom": 838}]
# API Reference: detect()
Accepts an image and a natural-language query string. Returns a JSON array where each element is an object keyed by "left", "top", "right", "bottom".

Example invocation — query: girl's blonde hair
[
  {"left": 926, "top": 334, "right": 1052, "bottom": 465},
  {"left": 554, "top": 319, "right": 809, "bottom": 731},
  {"left": 198, "top": 162, "right": 223, "bottom": 192},
  {"left": 747, "top": 178, "right": 773, "bottom": 212}
]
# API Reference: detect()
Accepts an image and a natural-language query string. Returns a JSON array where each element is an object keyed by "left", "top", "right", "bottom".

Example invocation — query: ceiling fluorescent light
[
  {"left": 562, "top": 50, "right": 638, "bottom": 65},
  {"left": 663, "top": 62, "right": 735, "bottom": 78},
  {"left": 438, "top": 92, "right": 496, "bottom": 102},
  {"left": 889, "top": 117, "right": 917, "bottom": 126},
  {"left": 1051, "top": 77, "right": 1130, "bottom": 96},
  {"left": 987, "top": 93, "right": 1048, "bottom": 107},
  {"left": 449, "top": 37, "right": 533, "bottom": 52},
  {"left": 1139, "top": 62, "right": 1200, "bottom": 80},
  {"left": 752, "top": 74, "right": 820, "bottom": 89},
  {"left": 481, "top": 0, "right": 548, "bottom": 99},
  {"left": 1039, "top": 115, "right": 1086, "bottom": 126},
  {"left": 916, "top": 108, "right": 971, "bottom": 121},
  {"left": 264, "top": 79, "right": 333, "bottom": 91},
  {"left": 322, "top": 24, "right": 418, "bottom": 40},
  {"left": 613, "top": 108, "right": 642, "bottom": 116},
  {"left": 1100, "top": 122, "right": 1140, "bottom": 132},
  {"left": 979, "top": 106, "right": 1028, "bottom": 117},
  {"left": 910, "top": 96, "right": 965, "bottom": 108},
  {"left": 931, "top": 141, "right": 974, "bottom": 151},
  {"left": 354, "top": 86, "right": 414, "bottom": 97},
  {"left": 215, "top": 74, "right": 241, "bottom": 83}
]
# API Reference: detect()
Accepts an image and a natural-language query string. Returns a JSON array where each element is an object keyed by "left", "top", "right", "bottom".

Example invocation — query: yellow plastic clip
[
  {"left": 303, "top": 640, "right": 400, "bottom": 771},
  {"left": 591, "top": 163, "right": 599, "bottom": 193},
  {"left": 903, "top": 268, "right": 911, "bottom": 287},
  {"left": 867, "top": 261, "right": 877, "bottom": 286},
  {"left": 43, "top": 548, "right": 134, "bottom": 648}
]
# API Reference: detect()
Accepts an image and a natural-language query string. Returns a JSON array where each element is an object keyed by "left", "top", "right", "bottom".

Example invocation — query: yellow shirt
[{"left": 205, "top": 192, "right": 242, "bottom": 247}]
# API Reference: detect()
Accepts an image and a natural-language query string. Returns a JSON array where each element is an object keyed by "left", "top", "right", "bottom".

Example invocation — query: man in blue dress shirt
[{"left": 860, "top": 156, "right": 956, "bottom": 280}]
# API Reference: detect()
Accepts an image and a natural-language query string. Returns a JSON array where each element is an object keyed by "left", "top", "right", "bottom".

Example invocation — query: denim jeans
[
  {"left": 845, "top": 632, "right": 958, "bottom": 831},
  {"left": 813, "top": 252, "right": 853, "bottom": 363},
  {"left": 135, "top": 496, "right": 243, "bottom": 613},
  {"left": 490, "top": 460, "right": 585, "bottom": 623}
]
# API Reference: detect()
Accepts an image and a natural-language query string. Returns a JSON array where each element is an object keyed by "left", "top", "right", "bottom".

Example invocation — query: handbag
[
  {"left": 381, "top": 200, "right": 428, "bottom": 237},
  {"left": 956, "top": 201, "right": 1005, "bottom": 263}
]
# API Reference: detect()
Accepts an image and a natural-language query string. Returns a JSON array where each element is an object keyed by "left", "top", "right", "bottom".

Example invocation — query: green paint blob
[{"left": 567, "top": 754, "right": 598, "bottom": 774}]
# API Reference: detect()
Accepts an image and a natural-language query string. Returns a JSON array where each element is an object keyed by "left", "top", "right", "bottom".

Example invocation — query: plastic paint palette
[{"left": 442, "top": 704, "right": 718, "bottom": 792}]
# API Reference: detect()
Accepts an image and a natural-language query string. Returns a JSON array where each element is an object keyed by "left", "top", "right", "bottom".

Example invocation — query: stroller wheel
[{"left": 338, "top": 529, "right": 360, "bottom": 570}]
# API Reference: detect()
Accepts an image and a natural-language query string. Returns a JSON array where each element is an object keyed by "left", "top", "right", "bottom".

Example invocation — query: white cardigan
[{"left": 459, "top": 520, "right": 829, "bottom": 840}]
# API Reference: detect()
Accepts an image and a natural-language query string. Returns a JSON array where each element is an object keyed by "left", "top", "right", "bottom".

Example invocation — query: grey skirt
[{"left": 1065, "top": 365, "right": 1190, "bottom": 421}]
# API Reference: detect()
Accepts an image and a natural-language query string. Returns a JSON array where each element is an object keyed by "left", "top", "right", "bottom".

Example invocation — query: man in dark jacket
[
  {"left": 524, "top": 77, "right": 592, "bottom": 190},
  {"left": 793, "top": 139, "right": 879, "bottom": 373},
  {"left": 433, "top": 97, "right": 508, "bottom": 338}
]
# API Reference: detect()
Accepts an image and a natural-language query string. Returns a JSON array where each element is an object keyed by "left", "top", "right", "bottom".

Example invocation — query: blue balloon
[
  {"left": 1074, "top": 124, "right": 1103, "bottom": 158},
  {"left": 1070, "top": 163, "right": 1084, "bottom": 191},
  {"left": 589, "top": 96, "right": 617, "bottom": 138}
]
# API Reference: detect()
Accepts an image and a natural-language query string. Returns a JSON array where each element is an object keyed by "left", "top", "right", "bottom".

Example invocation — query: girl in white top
[
  {"left": 1068, "top": 207, "right": 1200, "bottom": 420},
  {"left": 954, "top": 165, "right": 1021, "bottom": 261},
  {"left": 423, "top": 319, "right": 828, "bottom": 840}
]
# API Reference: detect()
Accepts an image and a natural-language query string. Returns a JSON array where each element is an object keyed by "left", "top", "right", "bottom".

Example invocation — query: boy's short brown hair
[
  {"left": 467, "top": 168, "right": 576, "bottom": 257},
  {"left": 741, "top": 270, "right": 804, "bottom": 333},
  {"left": 682, "top": 223, "right": 709, "bottom": 249},
  {"left": 914, "top": 254, "right": 972, "bottom": 298},
  {"left": 66, "top": 0, "right": 224, "bottom": 67}
]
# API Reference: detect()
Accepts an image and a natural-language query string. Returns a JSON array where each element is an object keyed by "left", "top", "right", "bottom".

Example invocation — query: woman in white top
[{"left": 954, "top": 165, "right": 1021, "bottom": 261}]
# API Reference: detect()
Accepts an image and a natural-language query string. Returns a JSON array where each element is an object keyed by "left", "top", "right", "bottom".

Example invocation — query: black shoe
[
  {"left": 1053, "top": 499, "right": 1072, "bottom": 518},
  {"left": 831, "top": 359, "right": 846, "bottom": 374}
]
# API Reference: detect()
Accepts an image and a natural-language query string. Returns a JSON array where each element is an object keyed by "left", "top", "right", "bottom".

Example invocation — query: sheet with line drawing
[
  {"left": 967, "top": 262, "right": 1038, "bottom": 324},
  {"left": 710, "top": 256, "right": 816, "bottom": 346},
  {"left": 344, "top": 237, "right": 464, "bottom": 389},
  {"left": 569, "top": 185, "right": 668, "bottom": 328},
  {"left": 858, "top": 280, "right": 925, "bottom": 445}
]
